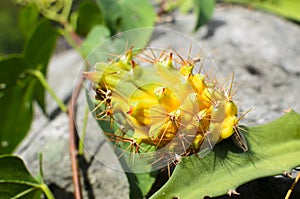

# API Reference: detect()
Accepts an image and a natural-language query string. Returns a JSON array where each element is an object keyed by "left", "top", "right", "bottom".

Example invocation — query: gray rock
[
  {"left": 157, "top": 6, "right": 300, "bottom": 124},
  {"left": 16, "top": 5, "right": 300, "bottom": 199}
]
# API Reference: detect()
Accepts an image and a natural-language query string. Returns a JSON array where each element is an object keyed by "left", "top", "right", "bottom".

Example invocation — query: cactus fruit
[{"left": 84, "top": 47, "right": 247, "bottom": 170}]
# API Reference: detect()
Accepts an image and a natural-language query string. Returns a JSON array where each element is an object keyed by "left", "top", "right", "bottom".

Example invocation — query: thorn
[
  {"left": 130, "top": 60, "right": 136, "bottom": 68},
  {"left": 227, "top": 72, "right": 235, "bottom": 101},
  {"left": 283, "top": 171, "right": 293, "bottom": 178},
  {"left": 167, "top": 52, "right": 173, "bottom": 67},
  {"left": 193, "top": 57, "right": 201, "bottom": 63},
  {"left": 82, "top": 71, "right": 101, "bottom": 83},
  {"left": 187, "top": 44, "right": 192, "bottom": 62},
  {"left": 237, "top": 108, "right": 252, "bottom": 123},
  {"left": 125, "top": 46, "right": 134, "bottom": 63},
  {"left": 174, "top": 153, "right": 181, "bottom": 163},
  {"left": 285, "top": 171, "right": 300, "bottom": 199},
  {"left": 283, "top": 107, "right": 292, "bottom": 113},
  {"left": 127, "top": 46, "right": 134, "bottom": 55},
  {"left": 127, "top": 105, "right": 134, "bottom": 115},
  {"left": 227, "top": 189, "right": 240, "bottom": 197},
  {"left": 172, "top": 48, "right": 185, "bottom": 64}
]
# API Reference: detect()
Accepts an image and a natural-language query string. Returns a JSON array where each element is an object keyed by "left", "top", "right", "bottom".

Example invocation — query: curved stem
[
  {"left": 62, "top": 0, "right": 73, "bottom": 20},
  {"left": 68, "top": 76, "right": 84, "bottom": 199},
  {"left": 41, "top": 184, "right": 56, "bottom": 199},
  {"left": 285, "top": 171, "right": 300, "bottom": 199},
  {"left": 78, "top": 105, "right": 89, "bottom": 155},
  {"left": 60, "top": 22, "right": 83, "bottom": 51},
  {"left": 25, "top": 69, "right": 68, "bottom": 113}
]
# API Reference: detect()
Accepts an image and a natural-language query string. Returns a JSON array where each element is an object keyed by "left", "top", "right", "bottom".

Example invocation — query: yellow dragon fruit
[{"left": 83, "top": 47, "right": 247, "bottom": 170}]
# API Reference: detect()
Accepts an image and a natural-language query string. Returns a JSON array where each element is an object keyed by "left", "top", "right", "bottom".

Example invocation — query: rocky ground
[{"left": 16, "top": 5, "right": 300, "bottom": 199}]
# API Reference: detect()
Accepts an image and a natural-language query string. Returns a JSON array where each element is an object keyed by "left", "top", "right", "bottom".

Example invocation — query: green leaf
[
  {"left": 118, "top": 0, "right": 156, "bottom": 31},
  {"left": 95, "top": 0, "right": 120, "bottom": 34},
  {"left": 0, "top": 20, "right": 57, "bottom": 153},
  {"left": 18, "top": 5, "right": 39, "bottom": 41},
  {"left": 0, "top": 1, "right": 24, "bottom": 55},
  {"left": 85, "top": 0, "right": 155, "bottom": 62},
  {"left": 95, "top": 0, "right": 156, "bottom": 34},
  {"left": 125, "top": 172, "right": 158, "bottom": 199},
  {"left": 23, "top": 19, "right": 58, "bottom": 114},
  {"left": 0, "top": 56, "right": 34, "bottom": 154},
  {"left": 178, "top": 0, "right": 194, "bottom": 13},
  {"left": 84, "top": 27, "right": 155, "bottom": 67},
  {"left": 224, "top": 0, "right": 300, "bottom": 22},
  {"left": 194, "top": 0, "right": 215, "bottom": 30},
  {"left": 81, "top": 25, "right": 111, "bottom": 57},
  {"left": 150, "top": 110, "right": 300, "bottom": 198},
  {"left": 0, "top": 155, "right": 47, "bottom": 199},
  {"left": 75, "top": 1, "right": 103, "bottom": 36}
]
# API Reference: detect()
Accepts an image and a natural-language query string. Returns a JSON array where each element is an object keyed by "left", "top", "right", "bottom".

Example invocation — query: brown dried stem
[{"left": 68, "top": 76, "right": 83, "bottom": 199}]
